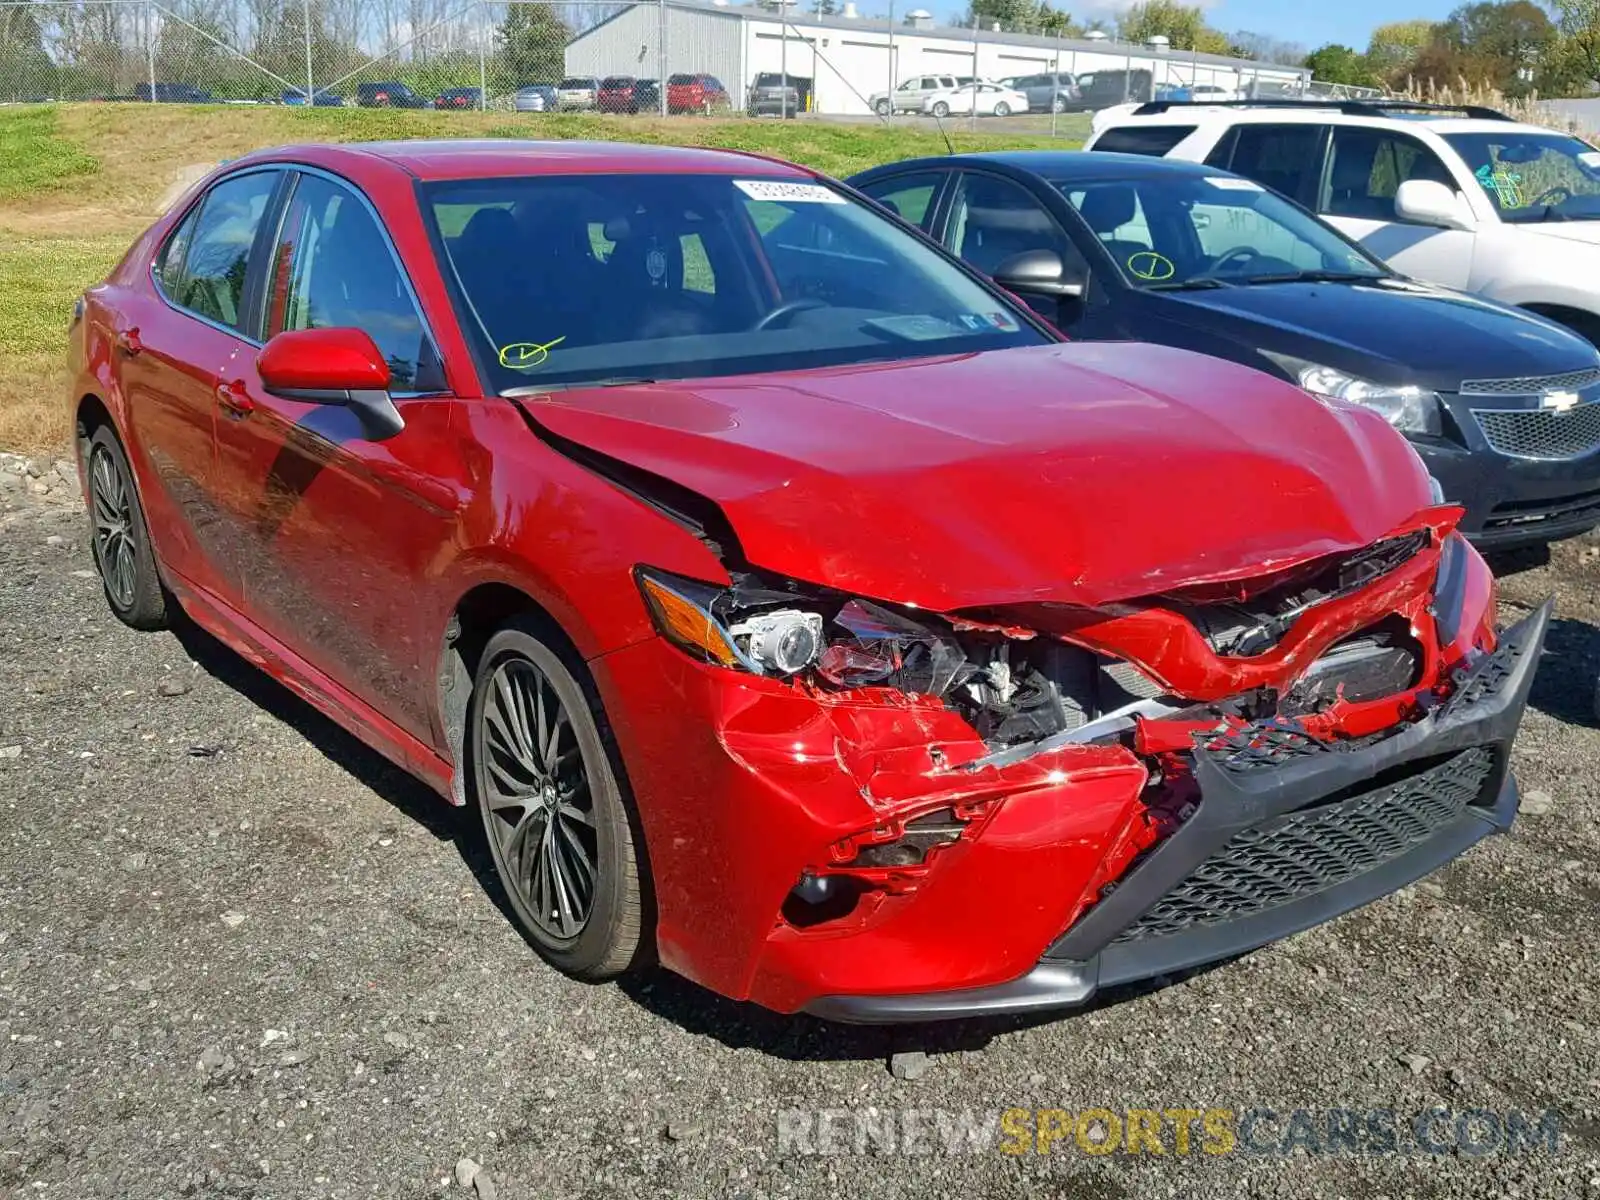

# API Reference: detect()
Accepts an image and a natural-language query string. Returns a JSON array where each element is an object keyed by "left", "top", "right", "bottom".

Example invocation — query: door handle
[
  {"left": 115, "top": 327, "right": 143, "bottom": 356},
  {"left": 216, "top": 380, "right": 255, "bottom": 417}
]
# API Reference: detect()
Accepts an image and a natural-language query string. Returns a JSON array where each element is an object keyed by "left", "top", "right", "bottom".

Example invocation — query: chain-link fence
[{"left": 0, "top": 0, "right": 1324, "bottom": 125}]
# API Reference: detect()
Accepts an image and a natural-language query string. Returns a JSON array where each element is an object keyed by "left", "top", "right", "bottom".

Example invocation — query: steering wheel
[
  {"left": 752, "top": 297, "right": 827, "bottom": 331},
  {"left": 1209, "top": 245, "right": 1263, "bottom": 274},
  {"left": 1531, "top": 185, "right": 1571, "bottom": 209}
]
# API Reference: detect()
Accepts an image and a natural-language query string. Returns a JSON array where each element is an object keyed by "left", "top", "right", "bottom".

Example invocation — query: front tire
[
  {"left": 931, "top": 101, "right": 950, "bottom": 118},
  {"left": 1052, "top": 95, "right": 1066, "bottom": 113},
  {"left": 875, "top": 98, "right": 891, "bottom": 116},
  {"left": 87, "top": 426, "right": 166, "bottom": 631},
  {"left": 470, "top": 620, "right": 646, "bottom": 980},
  {"left": 993, "top": 101, "right": 1010, "bottom": 117}
]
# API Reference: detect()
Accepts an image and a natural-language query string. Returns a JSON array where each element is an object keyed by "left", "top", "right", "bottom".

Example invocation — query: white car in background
[
  {"left": 923, "top": 82, "right": 1029, "bottom": 119},
  {"left": 869, "top": 74, "right": 963, "bottom": 116},
  {"left": 1084, "top": 98, "right": 1600, "bottom": 344}
]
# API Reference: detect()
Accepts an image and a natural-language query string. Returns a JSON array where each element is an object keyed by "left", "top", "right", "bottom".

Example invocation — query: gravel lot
[{"left": 2, "top": 455, "right": 1599, "bottom": 1200}]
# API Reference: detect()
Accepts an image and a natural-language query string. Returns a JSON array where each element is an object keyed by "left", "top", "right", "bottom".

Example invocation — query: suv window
[
  {"left": 266, "top": 173, "right": 443, "bottom": 391},
  {"left": 857, "top": 171, "right": 945, "bottom": 231},
  {"left": 164, "top": 170, "right": 277, "bottom": 332},
  {"left": 562, "top": 77, "right": 597, "bottom": 89},
  {"left": 1210, "top": 124, "right": 1325, "bottom": 203},
  {"left": 1323, "top": 127, "right": 1457, "bottom": 221},
  {"left": 1092, "top": 125, "right": 1196, "bottom": 157},
  {"left": 946, "top": 173, "right": 1088, "bottom": 277}
]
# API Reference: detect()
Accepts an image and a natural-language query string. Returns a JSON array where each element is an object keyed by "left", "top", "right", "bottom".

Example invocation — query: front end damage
[{"left": 590, "top": 506, "right": 1549, "bottom": 1020}]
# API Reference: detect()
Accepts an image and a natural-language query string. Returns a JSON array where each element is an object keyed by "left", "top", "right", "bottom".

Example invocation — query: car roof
[
  {"left": 234, "top": 139, "right": 813, "bottom": 182},
  {"left": 1105, "top": 104, "right": 1557, "bottom": 140},
  {"left": 953, "top": 149, "right": 1229, "bottom": 179}
]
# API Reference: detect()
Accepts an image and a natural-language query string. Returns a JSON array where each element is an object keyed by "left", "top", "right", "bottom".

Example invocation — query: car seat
[{"left": 1076, "top": 185, "right": 1154, "bottom": 265}]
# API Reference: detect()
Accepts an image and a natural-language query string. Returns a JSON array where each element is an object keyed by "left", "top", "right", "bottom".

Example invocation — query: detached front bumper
[{"left": 804, "top": 601, "right": 1550, "bottom": 1023}]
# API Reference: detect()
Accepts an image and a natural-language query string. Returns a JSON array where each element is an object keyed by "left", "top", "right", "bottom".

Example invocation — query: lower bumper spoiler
[{"left": 804, "top": 600, "right": 1550, "bottom": 1025}]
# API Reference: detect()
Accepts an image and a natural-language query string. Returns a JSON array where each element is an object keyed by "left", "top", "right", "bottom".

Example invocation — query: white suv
[
  {"left": 1084, "top": 100, "right": 1600, "bottom": 344},
  {"left": 869, "top": 75, "right": 963, "bottom": 117}
]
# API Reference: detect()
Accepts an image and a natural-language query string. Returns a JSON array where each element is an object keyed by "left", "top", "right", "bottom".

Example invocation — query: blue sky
[{"left": 1206, "top": 0, "right": 1459, "bottom": 48}]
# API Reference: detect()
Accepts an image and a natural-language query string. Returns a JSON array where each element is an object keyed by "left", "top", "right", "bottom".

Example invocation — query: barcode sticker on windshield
[
  {"left": 735, "top": 180, "right": 846, "bottom": 204},
  {"left": 1206, "top": 176, "right": 1263, "bottom": 190}
]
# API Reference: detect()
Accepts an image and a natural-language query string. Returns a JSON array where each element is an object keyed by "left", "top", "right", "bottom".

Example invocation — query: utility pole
[
  {"left": 885, "top": 0, "right": 894, "bottom": 119},
  {"left": 303, "top": 0, "right": 314, "bottom": 102},
  {"left": 659, "top": 0, "right": 669, "bottom": 115}
]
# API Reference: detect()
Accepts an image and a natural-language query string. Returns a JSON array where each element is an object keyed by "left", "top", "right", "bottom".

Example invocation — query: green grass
[
  {"left": 0, "top": 102, "right": 1086, "bottom": 449},
  {"left": 0, "top": 106, "right": 99, "bottom": 200}
]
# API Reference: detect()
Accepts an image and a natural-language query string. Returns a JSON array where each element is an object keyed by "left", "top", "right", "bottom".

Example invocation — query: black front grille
[
  {"left": 1110, "top": 747, "right": 1498, "bottom": 944},
  {"left": 1473, "top": 403, "right": 1600, "bottom": 459},
  {"left": 1459, "top": 367, "right": 1600, "bottom": 395}
]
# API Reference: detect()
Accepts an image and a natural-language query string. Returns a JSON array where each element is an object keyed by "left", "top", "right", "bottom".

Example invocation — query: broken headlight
[{"left": 635, "top": 567, "right": 966, "bottom": 689}]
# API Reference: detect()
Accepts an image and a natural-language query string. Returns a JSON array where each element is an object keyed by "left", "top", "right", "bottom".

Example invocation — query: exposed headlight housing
[{"left": 1262, "top": 352, "right": 1442, "bottom": 436}]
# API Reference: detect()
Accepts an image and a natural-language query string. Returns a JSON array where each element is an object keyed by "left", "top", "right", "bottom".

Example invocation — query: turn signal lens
[{"left": 636, "top": 570, "right": 742, "bottom": 669}]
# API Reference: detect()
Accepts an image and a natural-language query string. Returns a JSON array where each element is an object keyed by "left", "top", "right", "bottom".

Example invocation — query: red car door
[
  {"left": 116, "top": 168, "right": 284, "bottom": 608},
  {"left": 210, "top": 168, "right": 469, "bottom": 750}
]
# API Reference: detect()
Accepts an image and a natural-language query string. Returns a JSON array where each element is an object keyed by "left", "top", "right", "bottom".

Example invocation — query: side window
[
  {"left": 946, "top": 173, "right": 1088, "bottom": 278},
  {"left": 154, "top": 204, "right": 200, "bottom": 298},
  {"left": 857, "top": 171, "right": 946, "bottom": 231},
  {"left": 680, "top": 232, "right": 715, "bottom": 294},
  {"left": 265, "top": 173, "right": 443, "bottom": 392},
  {"left": 1324, "top": 128, "right": 1457, "bottom": 221},
  {"left": 1220, "top": 124, "right": 1325, "bottom": 203},
  {"left": 167, "top": 171, "right": 278, "bottom": 332},
  {"left": 1091, "top": 125, "right": 1196, "bottom": 157}
]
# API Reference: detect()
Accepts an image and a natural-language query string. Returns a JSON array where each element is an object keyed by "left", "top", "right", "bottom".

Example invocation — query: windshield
[
  {"left": 1053, "top": 172, "right": 1388, "bottom": 289},
  {"left": 1443, "top": 131, "right": 1600, "bottom": 222},
  {"left": 427, "top": 173, "right": 1046, "bottom": 392},
  {"left": 558, "top": 78, "right": 592, "bottom": 89}
]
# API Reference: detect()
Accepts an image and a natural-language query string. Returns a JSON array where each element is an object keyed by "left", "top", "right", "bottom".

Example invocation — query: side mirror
[
  {"left": 256, "top": 327, "right": 404, "bottom": 440},
  {"left": 992, "top": 249, "right": 1087, "bottom": 298},
  {"left": 1394, "top": 179, "right": 1474, "bottom": 231}
]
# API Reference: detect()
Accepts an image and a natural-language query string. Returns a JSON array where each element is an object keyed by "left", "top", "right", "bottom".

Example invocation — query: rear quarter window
[{"left": 1092, "top": 125, "right": 1197, "bottom": 156}]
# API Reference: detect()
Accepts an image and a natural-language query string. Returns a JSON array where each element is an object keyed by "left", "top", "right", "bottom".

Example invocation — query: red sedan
[{"left": 68, "top": 140, "right": 1547, "bottom": 1021}]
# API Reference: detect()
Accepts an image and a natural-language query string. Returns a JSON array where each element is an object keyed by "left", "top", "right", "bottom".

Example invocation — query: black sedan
[{"left": 849, "top": 151, "right": 1600, "bottom": 551}]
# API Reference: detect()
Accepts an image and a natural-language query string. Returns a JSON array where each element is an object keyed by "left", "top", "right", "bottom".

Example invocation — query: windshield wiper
[
  {"left": 502, "top": 377, "right": 658, "bottom": 397},
  {"left": 1233, "top": 270, "right": 1380, "bottom": 286},
  {"left": 1145, "top": 276, "right": 1234, "bottom": 291}
]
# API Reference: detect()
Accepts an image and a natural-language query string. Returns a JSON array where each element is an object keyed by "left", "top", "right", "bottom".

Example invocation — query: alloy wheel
[
  {"left": 90, "top": 443, "right": 137, "bottom": 610},
  {"left": 480, "top": 655, "right": 598, "bottom": 941}
]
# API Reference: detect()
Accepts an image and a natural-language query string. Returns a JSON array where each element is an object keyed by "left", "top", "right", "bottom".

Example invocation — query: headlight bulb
[{"left": 729, "top": 610, "right": 824, "bottom": 675}]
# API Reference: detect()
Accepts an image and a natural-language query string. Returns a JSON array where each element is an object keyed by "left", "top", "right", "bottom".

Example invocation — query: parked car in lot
[
  {"left": 133, "top": 82, "right": 212, "bottom": 104},
  {"left": 555, "top": 77, "right": 600, "bottom": 110},
  {"left": 71, "top": 138, "right": 1547, "bottom": 1022},
  {"left": 597, "top": 76, "right": 645, "bottom": 113},
  {"left": 355, "top": 81, "right": 427, "bottom": 108},
  {"left": 851, "top": 150, "right": 1600, "bottom": 549},
  {"left": 1008, "top": 72, "right": 1079, "bottom": 114},
  {"left": 666, "top": 73, "right": 731, "bottom": 114},
  {"left": 434, "top": 87, "right": 482, "bottom": 110},
  {"left": 1067, "top": 69, "right": 1154, "bottom": 111},
  {"left": 748, "top": 72, "right": 811, "bottom": 117},
  {"left": 282, "top": 88, "right": 344, "bottom": 107},
  {"left": 1086, "top": 99, "right": 1600, "bottom": 351},
  {"left": 868, "top": 74, "right": 962, "bottom": 116},
  {"left": 513, "top": 84, "right": 557, "bottom": 113},
  {"left": 923, "top": 81, "right": 1029, "bottom": 119}
]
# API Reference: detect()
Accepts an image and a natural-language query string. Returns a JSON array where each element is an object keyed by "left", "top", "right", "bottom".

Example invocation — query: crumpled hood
[{"left": 519, "top": 342, "right": 1432, "bottom": 612}]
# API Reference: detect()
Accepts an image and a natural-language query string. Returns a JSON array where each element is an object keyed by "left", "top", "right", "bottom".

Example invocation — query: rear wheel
[
  {"left": 1052, "top": 95, "right": 1067, "bottom": 113},
  {"left": 471, "top": 621, "right": 646, "bottom": 980},
  {"left": 932, "top": 101, "right": 950, "bottom": 118},
  {"left": 87, "top": 426, "right": 166, "bottom": 631}
]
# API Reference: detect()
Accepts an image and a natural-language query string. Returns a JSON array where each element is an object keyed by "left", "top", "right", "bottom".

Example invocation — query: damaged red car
[{"left": 69, "top": 140, "right": 1549, "bottom": 1021}]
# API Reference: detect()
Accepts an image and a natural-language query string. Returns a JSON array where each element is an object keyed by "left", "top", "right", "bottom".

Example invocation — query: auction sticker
[
  {"left": 735, "top": 179, "right": 845, "bottom": 204},
  {"left": 1206, "top": 176, "right": 1262, "bottom": 190}
]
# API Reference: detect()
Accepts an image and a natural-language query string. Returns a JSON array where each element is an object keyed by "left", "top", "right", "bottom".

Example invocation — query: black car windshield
[
  {"left": 1053, "top": 172, "right": 1389, "bottom": 289},
  {"left": 426, "top": 173, "right": 1046, "bottom": 391},
  {"left": 1443, "top": 131, "right": 1600, "bottom": 222}
]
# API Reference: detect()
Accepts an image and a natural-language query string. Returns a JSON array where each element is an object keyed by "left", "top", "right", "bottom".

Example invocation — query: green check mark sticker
[{"left": 498, "top": 336, "right": 567, "bottom": 370}]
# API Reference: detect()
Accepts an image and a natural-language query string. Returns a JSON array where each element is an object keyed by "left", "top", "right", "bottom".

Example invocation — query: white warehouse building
[{"left": 564, "top": 0, "right": 1309, "bottom": 116}]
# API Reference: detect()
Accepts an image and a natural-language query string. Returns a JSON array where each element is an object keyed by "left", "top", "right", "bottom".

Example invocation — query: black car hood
[{"left": 1157, "top": 277, "right": 1596, "bottom": 391}]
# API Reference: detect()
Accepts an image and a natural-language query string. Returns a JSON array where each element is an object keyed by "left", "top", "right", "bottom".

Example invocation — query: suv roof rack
[{"left": 1130, "top": 98, "right": 1513, "bottom": 121}]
